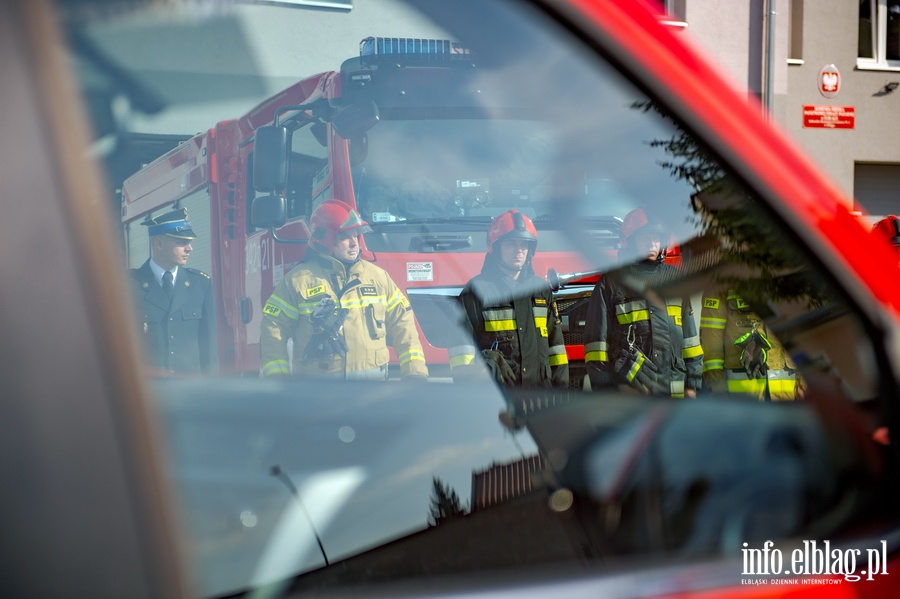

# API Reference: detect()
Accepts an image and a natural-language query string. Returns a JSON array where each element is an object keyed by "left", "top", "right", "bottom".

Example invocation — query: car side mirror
[
  {"left": 253, "top": 125, "right": 290, "bottom": 193},
  {"left": 331, "top": 100, "right": 379, "bottom": 140},
  {"left": 251, "top": 194, "right": 287, "bottom": 230}
]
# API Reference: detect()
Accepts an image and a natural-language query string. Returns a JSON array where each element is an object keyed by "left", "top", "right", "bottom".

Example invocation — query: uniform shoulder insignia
[{"left": 185, "top": 267, "right": 211, "bottom": 279}]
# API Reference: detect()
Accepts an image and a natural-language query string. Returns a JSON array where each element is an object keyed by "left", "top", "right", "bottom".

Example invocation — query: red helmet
[
  {"left": 871, "top": 215, "right": 900, "bottom": 247},
  {"left": 309, "top": 199, "right": 372, "bottom": 253},
  {"left": 620, "top": 207, "right": 667, "bottom": 251},
  {"left": 487, "top": 210, "right": 538, "bottom": 252}
]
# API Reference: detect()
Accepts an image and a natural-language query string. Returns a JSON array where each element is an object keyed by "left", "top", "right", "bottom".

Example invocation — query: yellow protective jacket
[
  {"left": 260, "top": 251, "right": 428, "bottom": 380},
  {"left": 699, "top": 289, "right": 800, "bottom": 401}
]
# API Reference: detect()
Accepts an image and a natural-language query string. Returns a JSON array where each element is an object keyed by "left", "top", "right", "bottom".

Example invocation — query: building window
[
  {"left": 859, "top": 0, "right": 900, "bottom": 67},
  {"left": 854, "top": 163, "right": 900, "bottom": 217},
  {"left": 662, "top": 0, "right": 686, "bottom": 21},
  {"left": 789, "top": 0, "right": 804, "bottom": 62}
]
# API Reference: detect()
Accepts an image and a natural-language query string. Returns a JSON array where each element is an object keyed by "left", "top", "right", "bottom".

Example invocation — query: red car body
[{"left": 4, "top": 0, "right": 900, "bottom": 598}]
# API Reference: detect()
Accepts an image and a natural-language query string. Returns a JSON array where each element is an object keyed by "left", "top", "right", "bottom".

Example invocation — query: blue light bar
[{"left": 359, "top": 36, "right": 470, "bottom": 57}]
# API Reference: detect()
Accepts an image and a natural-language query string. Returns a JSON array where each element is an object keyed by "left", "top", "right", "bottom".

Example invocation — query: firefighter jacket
[
  {"left": 260, "top": 250, "right": 428, "bottom": 380},
  {"left": 699, "top": 289, "right": 800, "bottom": 401},
  {"left": 583, "top": 260, "right": 703, "bottom": 396},
  {"left": 131, "top": 260, "right": 218, "bottom": 374},
  {"left": 450, "top": 254, "right": 569, "bottom": 388}
]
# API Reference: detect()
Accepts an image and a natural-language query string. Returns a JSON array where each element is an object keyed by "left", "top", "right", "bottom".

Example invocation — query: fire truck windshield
[{"left": 352, "top": 116, "right": 559, "bottom": 223}]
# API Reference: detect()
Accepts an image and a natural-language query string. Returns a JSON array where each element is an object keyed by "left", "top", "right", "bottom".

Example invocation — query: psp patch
[
  {"left": 360, "top": 285, "right": 378, "bottom": 296},
  {"left": 263, "top": 303, "right": 281, "bottom": 317},
  {"left": 534, "top": 298, "right": 547, "bottom": 306},
  {"left": 307, "top": 284, "right": 326, "bottom": 297},
  {"left": 704, "top": 298, "right": 720, "bottom": 309}
]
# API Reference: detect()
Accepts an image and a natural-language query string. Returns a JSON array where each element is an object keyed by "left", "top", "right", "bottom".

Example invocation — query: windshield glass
[
  {"left": 52, "top": 0, "right": 900, "bottom": 597},
  {"left": 354, "top": 117, "right": 561, "bottom": 222}
]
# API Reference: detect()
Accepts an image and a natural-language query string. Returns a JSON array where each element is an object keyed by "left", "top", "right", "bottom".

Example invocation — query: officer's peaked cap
[{"left": 143, "top": 208, "right": 197, "bottom": 239}]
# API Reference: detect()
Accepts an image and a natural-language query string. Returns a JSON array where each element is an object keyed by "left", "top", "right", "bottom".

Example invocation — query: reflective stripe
[
  {"left": 767, "top": 369, "right": 798, "bottom": 401},
  {"left": 385, "top": 288, "right": 405, "bottom": 311},
  {"left": 548, "top": 344, "right": 568, "bottom": 366},
  {"left": 726, "top": 368, "right": 797, "bottom": 399},
  {"left": 448, "top": 344, "right": 477, "bottom": 368},
  {"left": 341, "top": 295, "right": 388, "bottom": 310},
  {"left": 625, "top": 352, "right": 645, "bottom": 382},
  {"left": 703, "top": 359, "right": 724, "bottom": 372},
  {"left": 548, "top": 354, "right": 568, "bottom": 366},
  {"left": 262, "top": 359, "right": 291, "bottom": 377},
  {"left": 682, "top": 334, "right": 703, "bottom": 359},
  {"left": 533, "top": 316, "right": 548, "bottom": 337},
  {"left": 485, "top": 319, "right": 516, "bottom": 332},
  {"left": 483, "top": 308, "right": 514, "bottom": 320},
  {"left": 266, "top": 294, "right": 301, "bottom": 320},
  {"left": 533, "top": 304, "right": 549, "bottom": 336},
  {"left": 700, "top": 316, "right": 726, "bottom": 329},
  {"left": 584, "top": 341, "right": 608, "bottom": 363},
  {"left": 483, "top": 308, "right": 516, "bottom": 332},
  {"left": 766, "top": 369, "right": 795, "bottom": 381},
  {"left": 616, "top": 300, "right": 650, "bottom": 324},
  {"left": 669, "top": 379, "right": 685, "bottom": 398},
  {"left": 449, "top": 353, "right": 475, "bottom": 367},
  {"left": 726, "top": 369, "right": 761, "bottom": 380},
  {"left": 397, "top": 348, "right": 425, "bottom": 365},
  {"left": 666, "top": 301, "right": 683, "bottom": 326},
  {"left": 727, "top": 292, "right": 751, "bottom": 310},
  {"left": 727, "top": 378, "right": 767, "bottom": 395},
  {"left": 345, "top": 366, "right": 390, "bottom": 381}
]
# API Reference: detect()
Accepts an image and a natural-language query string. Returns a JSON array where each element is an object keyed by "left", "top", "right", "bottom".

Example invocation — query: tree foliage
[
  {"left": 427, "top": 476, "right": 466, "bottom": 527},
  {"left": 632, "top": 100, "right": 835, "bottom": 309}
]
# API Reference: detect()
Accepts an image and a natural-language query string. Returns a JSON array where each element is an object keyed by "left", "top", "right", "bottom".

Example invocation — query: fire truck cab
[{"left": 122, "top": 36, "right": 617, "bottom": 377}]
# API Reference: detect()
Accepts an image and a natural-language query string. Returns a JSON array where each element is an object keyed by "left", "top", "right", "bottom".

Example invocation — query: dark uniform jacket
[
  {"left": 131, "top": 260, "right": 217, "bottom": 374},
  {"left": 452, "top": 254, "right": 569, "bottom": 388},
  {"left": 584, "top": 260, "right": 702, "bottom": 396}
]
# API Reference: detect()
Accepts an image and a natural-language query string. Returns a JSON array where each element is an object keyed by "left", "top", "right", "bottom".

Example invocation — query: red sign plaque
[{"left": 802, "top": 105, "right": 855, "bottom": 129}]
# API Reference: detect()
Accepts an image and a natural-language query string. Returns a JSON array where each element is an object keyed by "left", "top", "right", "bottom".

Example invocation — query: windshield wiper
[{"left": 369, "top": 216, "right": 492, "bottom": 226}]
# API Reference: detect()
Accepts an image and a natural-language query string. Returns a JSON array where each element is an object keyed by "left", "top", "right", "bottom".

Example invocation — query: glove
[
  {"left": 481, "top": 349, "right": 517, "bottom": 385},
  {"left": 734, "top": 330, "right": 771, "bottom": 378},
  {"left": 303, "top": 298, "right": 350, "bottom": 364},
  {"left": 613, "top": 347, "right": 668, "bottom": 395}
]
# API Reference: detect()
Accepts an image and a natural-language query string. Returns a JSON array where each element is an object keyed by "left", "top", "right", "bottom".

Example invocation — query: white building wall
[{"left": 685, "top": 0, "right": 900, "bottom": 209}]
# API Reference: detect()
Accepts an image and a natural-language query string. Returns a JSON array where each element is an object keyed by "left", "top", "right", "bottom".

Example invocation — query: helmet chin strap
[{"left": 497, "top": 258, "right": 523, "bottom": 278}]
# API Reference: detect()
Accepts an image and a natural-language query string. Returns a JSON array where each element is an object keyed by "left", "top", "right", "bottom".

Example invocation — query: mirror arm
[
  {"left": 273, "top": 99, "right": 332, "bottom": 127},
  {"left": 269, "top": 227, "right": 308, "bottom": 244}
]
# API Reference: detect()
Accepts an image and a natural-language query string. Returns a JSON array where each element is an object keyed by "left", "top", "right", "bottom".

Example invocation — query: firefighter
[
  {"left": 583, "top": 207, "right": 702, "bottom": 397},
  {"left": 871, "top": 215, "right": 900, "bottom": 264},
  {"left": 448, "top": 210, "right": 569, "bottom": 389},
  {"left": 131, "top": 208, "right": 217, "bottom": 374},
  {"left": 699, "top": 289, "right": 801, "bottom": 401},
  {"left": 450, "top": 209, "right": 569, "bottom": 388},
  {"left": 260, "top": 199, "right": 428, "bottom": 380}
]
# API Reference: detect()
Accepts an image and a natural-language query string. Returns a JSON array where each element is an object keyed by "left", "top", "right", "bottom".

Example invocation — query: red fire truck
[{"left": 122, "top": 36, "right": 615, "bottom": 377}]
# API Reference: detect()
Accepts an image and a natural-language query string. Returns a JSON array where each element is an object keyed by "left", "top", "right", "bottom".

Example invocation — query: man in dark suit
[{"left": 131, "top": 208, "right": 217, "bottom": 374}]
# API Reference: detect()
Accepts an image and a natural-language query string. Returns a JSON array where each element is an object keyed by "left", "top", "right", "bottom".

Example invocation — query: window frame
[{"left": 858, "top": 0, "right": 900, "bottom": 71}]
